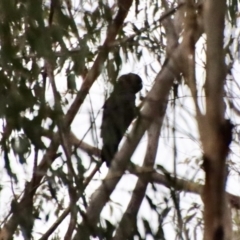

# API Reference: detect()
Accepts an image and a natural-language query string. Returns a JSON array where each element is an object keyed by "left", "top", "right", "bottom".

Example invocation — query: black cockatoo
[{"left": 101, "top": 73, "right": 142, "bottom": 167}]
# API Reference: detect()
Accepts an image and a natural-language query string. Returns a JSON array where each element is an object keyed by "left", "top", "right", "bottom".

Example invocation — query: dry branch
[{"left": 0, "top": 1, "right": 134, "bottom": 239}]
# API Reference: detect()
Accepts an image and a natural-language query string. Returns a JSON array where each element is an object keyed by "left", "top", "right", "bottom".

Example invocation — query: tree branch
[
  {"left": 73, "top": 24, "right": 203, "bottom": 238},
  {"left": 201, "top": 0, "right": 230, "bottom": 239},
  {"left": 65, "top": 0, "right": 134, "bottom": 126},
  {"left": 0, "top": 1, "right": 134, "bottom": 239},
  {"left": 113, "top": 111, "right": 163, "bottom": 239}
]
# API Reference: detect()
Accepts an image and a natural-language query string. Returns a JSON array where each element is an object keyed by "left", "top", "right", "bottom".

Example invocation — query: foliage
[{"left": 0, "top": 0, "right": 240, "bottom": 240}]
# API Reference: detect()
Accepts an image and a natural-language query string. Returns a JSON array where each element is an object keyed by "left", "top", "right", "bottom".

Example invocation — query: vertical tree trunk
[{"left": 201, "top": 0, "right": 232, "bottom": 239}]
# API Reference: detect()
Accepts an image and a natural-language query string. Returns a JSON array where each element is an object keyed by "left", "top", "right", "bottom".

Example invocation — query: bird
[{"left": 100, "top": 73, "right": 142, "bottom": 167}]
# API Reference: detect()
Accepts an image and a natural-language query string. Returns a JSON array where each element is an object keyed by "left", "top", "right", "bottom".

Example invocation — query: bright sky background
[{"left": 1, "top": 2, "right": 240, "bottom": 240}]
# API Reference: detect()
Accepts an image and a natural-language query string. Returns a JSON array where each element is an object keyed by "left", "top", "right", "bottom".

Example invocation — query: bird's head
[{"left": 116, "top": 73, "right": 142, "bottom": 94}]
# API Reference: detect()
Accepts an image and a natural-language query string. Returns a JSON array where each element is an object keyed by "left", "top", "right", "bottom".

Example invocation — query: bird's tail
[{"left": 101, "top": 144, "right": 118, "bottom": 167}]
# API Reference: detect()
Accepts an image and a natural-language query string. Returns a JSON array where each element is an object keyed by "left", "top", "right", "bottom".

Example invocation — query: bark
[
  {"left": 73, "top": 21, "right": 202, "bottom": 237},
  {"left": 201, "top": 0, "right": 231, "bottom": 239},
  {"left": 0, "top": 1, "right": 133, "bottom": 239},
  {"left": 65, "top": 0, "right": 134, "bottom": 126},
  {"left": 113, "top": 114, "right": 163, "bottom": 240}
]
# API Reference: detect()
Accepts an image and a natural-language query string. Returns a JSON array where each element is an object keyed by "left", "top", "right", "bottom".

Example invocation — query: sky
[{"left": 1, "top": 1, "right": 240, "bottom": 240}]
